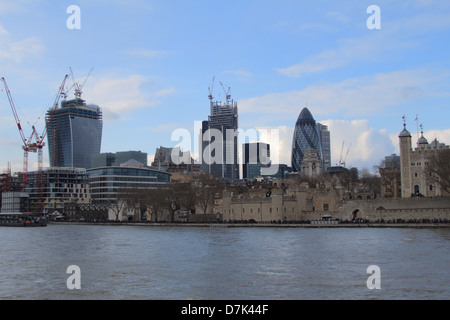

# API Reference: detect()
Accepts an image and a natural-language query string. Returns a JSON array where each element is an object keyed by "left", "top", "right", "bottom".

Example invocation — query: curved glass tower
[
  {"left": 46, "top": 98, "right": 102, "bottom": 169},
  {"left": 291, "top": 107, "right": 323, "bottom": 172}
]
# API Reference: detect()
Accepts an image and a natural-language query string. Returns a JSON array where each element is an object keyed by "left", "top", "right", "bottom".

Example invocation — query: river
[{"left": 0, "top": 224, "right": 448, "bottom": 300}]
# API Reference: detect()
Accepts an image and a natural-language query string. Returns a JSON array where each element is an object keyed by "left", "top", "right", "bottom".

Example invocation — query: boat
[{"left": 0, "top": 213, "right": 47, "bottom": 227}]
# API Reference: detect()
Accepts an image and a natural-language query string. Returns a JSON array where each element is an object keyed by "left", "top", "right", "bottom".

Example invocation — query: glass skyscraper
[
  {"left": 291, "top": 107, "right": 323, "bottom": 173},
  {"left": 46, "top": 97, "right": 102, "bottom": 169}
]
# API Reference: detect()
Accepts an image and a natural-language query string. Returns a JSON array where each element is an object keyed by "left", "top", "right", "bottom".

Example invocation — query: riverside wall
[{"left": 336, "top": 197, "right": 450, "bottom": 222}]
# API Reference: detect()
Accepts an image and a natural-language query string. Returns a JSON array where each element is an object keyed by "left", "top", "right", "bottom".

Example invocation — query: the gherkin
[{"left": 291, "top": 107, "right": 323, "bottom": 172}]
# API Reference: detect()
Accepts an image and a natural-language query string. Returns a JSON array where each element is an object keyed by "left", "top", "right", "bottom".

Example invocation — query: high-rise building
[
  {"left": 242, "top": 142, "right": 270, "bottom": 180},
  {"left": 316, "top": 123, "right": 331, "bottom": 172},
  {"left": 46, "top": 97, "right": 102, "bottom": 169},
  {"left": 291, "top": 107, "right": 323, "bottom": 173},
  {"left": 201, "top": 97, "right": 239, "bottom": 180}
]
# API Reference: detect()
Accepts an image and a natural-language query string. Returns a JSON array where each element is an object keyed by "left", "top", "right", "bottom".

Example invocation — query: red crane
[{"left": 1, "top": 75, "right": 68, "bottom": 213}]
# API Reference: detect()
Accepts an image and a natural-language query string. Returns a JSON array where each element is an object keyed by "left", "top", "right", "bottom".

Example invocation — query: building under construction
[
  {"left": 6, "top": 167, "right": 91, "bottom": 214},
  {"left": 201, "top": 79, "right": 239, "bottom": 180},
  {"left": 46, "top": 97, "right": 103, "bottom": 169}
]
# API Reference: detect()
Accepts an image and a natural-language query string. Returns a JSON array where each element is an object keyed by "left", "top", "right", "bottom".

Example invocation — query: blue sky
[{"left": 1, "top": 0, "right": 450, "bottom": 174}]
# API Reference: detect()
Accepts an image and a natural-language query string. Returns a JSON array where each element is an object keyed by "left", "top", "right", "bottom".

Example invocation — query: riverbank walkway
[{"left": 49, "top": 221, "right": 450, "bottom": 228}]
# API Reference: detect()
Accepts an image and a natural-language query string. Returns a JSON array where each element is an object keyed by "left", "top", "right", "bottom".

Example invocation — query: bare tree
[
  {"left": 427, "top": 149, "right": 450, "bottom": 195},
  {"left": 193, "top": 173, "right": 222, "bottom": 214}
]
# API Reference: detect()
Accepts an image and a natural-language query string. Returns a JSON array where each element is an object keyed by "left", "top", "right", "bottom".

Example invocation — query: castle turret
[{"left": 399, "top": 121, "right": 412, "bottom": 198}]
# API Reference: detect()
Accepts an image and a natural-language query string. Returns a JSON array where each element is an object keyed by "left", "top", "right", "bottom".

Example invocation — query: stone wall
[
  {"left": 337, "top": 197, "right": 450, "bottom": 222},
  {"left": 220, "top": 185, "right": 450, "bottom": 223}
]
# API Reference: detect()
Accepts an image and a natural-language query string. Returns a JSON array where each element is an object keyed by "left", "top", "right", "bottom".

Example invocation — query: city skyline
[{"left": 1, "top": 1, "right": 450, "bottom": 174}]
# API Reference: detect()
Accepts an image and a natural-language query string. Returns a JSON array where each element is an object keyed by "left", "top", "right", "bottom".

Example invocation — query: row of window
[{"left": 225, "top": 203, "right": 330, "bottom": 214}]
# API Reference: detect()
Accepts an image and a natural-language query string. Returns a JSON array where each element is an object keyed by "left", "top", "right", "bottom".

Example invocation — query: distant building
[
  {"left": 291, "top": 107, "right": 324, "bottom": 174},
  {"left": 152, "top": 146, "right": 200, "bottom": 173},
  {"left": 46, "top": 97, "right": 103, "bottom": 169},
  {"left": 201, "top": 96, "right": 239, "bottom": 180},
  {"left": 317, "top": 123, "right": 331, "bottom": 172},
  {"left": 242, "top": 142, "right": 271, "bottom": 180},
  {"left": 87, "top": 162, "right": 171, "bottom": 204},
  {"left": 399, "top": 122, "right": 449, "bottom": 198},
  {"left": 1, "top": 192, "right": 29, "bottom": 213},
  {"left": 299, "top": 148, "right": 322, "bottom": 178},
  {"left": 92, "top": 151, "right": 148, "bottom": 168},
  {"left": 10, "top": 167, "right": 91, "bottom": 214}
]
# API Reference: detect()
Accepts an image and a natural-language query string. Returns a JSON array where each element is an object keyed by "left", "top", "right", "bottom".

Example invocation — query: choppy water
[{"left": 0, "top": 224, "right": 448, "bottom": 300}]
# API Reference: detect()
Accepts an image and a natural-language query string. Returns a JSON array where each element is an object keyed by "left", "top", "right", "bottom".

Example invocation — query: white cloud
[
  {"left": 0, "top": 24, "right": 44, "bottom": 63},
  {"left": 240, "top": 68, "right": 448, "bottom": 118},
  {"left": 81, "top": 74, "right": 173, "bottom": 122}
]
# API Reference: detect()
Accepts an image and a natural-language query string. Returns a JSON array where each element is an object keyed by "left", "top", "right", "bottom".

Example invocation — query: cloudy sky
[{"left": 1, "top": 0, "right": 449, "bottom": 174}]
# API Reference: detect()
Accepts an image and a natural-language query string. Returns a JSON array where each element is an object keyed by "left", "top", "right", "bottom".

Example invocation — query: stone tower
[{"left": 399, "top": 120, "right": 412, "bottom": 198}]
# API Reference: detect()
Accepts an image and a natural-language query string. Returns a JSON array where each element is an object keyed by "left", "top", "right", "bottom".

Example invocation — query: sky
[{"left": 1, "top": 0, "right": 450, "bottom": 175}]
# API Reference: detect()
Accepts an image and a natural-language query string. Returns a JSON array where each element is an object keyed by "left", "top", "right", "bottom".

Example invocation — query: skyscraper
[
  {"left": 201, "top": 96, "right": 239, "bottom": 180},
  {"left": 316, "top": 123, "right": 331, "bottom": 172},
  {"left": 291, "top": 107, "right": 323, "bottom": 173},
  {"left": 46, "top": 97, "right": 102, "bottom": 169},
  {"left": 242, "top": 142, "right": 270, "bottom": 180}
]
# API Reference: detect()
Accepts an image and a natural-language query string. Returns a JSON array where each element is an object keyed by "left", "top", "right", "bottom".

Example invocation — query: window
[{"left": 429, "top": 185, "right": 433, "bottom": 191}]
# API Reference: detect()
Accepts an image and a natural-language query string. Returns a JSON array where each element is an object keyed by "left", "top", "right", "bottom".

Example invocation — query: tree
[
  {"left": 427, "top": 149, "right": 450, "bottom": 195},
  {"left": 193, "top": 173, "right": 222, "bottom": 214}
]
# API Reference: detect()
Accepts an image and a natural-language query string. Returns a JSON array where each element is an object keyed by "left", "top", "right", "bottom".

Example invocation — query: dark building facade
[
  {"left": 92, "top": 151, "right": 147, "bottom": 168},
  {"left": 201, "top": 100, "right": 239, "bottom": 180},
  {"left": 242, "top": 142, "right": 270, "bottom": 179},
  {"left": 46, "top": 98, "right": 103, "bottom": 169}
]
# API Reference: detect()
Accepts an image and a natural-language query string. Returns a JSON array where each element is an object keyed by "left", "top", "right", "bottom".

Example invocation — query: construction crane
[
  {"left": 219, "top": 81, "right": 231, "bottom": 104},
  {"left": 339, "top": 141, "right": 351, "bottom": 167},
  {"left": 1, "top": 75, "right": 68, "bottom": 213},
  {"left": 69, "top": 67, "right": 93, "bottom": 99},
  {"left": 208, "top": 76, "right": 215, "bottom": 103}
]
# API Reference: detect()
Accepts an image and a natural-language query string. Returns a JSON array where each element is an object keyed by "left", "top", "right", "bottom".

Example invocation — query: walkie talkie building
[{"left": 46, "top": 98, "right": 102, "bottom": 169}]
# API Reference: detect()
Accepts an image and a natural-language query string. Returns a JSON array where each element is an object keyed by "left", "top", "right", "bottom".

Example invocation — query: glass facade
[
  {"left": 291, "top": 108, "right": 323, "bottom": 173},
  {"left": 87, "top": 166, "right": 171, "bottom": 203},
  {"left": 46, "top": 98, "right": 102, "bottom": 169}
]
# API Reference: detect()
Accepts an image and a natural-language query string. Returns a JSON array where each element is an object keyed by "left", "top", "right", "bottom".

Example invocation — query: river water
[{"left": 0, "top": 224, "right": 448, "bottom": 300}]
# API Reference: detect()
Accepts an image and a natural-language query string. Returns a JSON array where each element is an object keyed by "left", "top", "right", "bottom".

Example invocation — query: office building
[
  {"left": 291, "top": 107, "right": 323, "bottom": 173},
  {"left": 242, "top": 142, "right": 270, "bottom": 180},
  {"left": 317, "top": 123, "right": 331, "bottom": 172},
  {"left": 46, "top": 97, "right": 103, "bottom": 169},
  {"left": 92, "top": 151, "right": 147, "bottom": 168},
  {"left": 201, "top": 96, "right": 239, "bottom": 180},
  {"left": 87, "top": 161, "right": 171, "bottom": 204}
]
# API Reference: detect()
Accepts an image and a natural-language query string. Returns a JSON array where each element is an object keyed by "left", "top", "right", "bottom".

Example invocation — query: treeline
[{"left": 110, "top": 173, "right": 225, "bottom": 222}]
